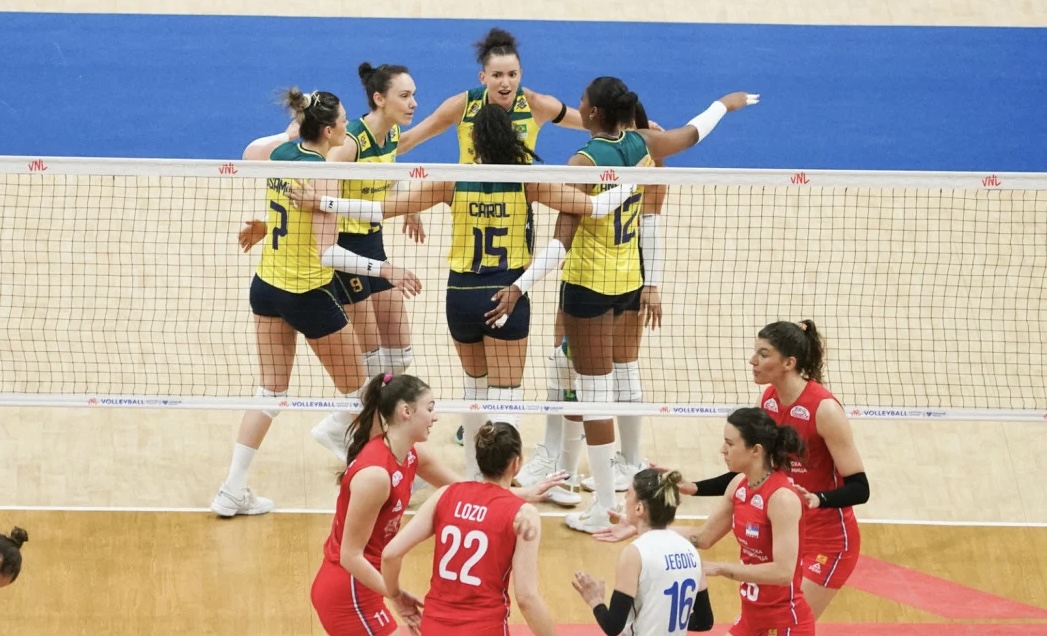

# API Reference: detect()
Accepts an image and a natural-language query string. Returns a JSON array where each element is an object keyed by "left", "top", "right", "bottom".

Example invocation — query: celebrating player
[
  {"left": 549, "top": 76, "right": 757, "bottom": 533},
  {"left": 381, "top": 421, "right": 557, "bottom": 636}
]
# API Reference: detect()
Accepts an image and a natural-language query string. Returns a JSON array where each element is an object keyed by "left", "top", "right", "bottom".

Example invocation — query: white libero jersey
[{"left": 624, "top": 529, "right": 703, "bottom": 636}]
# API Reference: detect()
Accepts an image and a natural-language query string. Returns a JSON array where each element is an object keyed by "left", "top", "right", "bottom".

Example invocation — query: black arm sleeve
[
  {"left": 693, "top": 471, "right": 738, "bottom": 497},
  {"left": 817, "top": 471, "right": 870, "bottom": 509},
  {"left": 687, "top": 588, "right": 714, "bottom": 632},
  {"left": 592, "top": 590, "right": 634, "bottom": 636}
]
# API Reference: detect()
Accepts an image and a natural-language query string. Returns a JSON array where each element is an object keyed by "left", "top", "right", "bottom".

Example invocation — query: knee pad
[
  {"left": 256, "top": 386, "right": 288, "bottom": 419},
  {"left": 463, "top": 374, "right": 489, "bottom": 401},
  {"left": 613, "top": 361, "right": 643, "bottom": 403},
  {"left": 362, "top": 348, "right": 383, "bottom": 377},
  {"left": 381, "top": 346, "right": 413, "bottom": 375},
  {"left": 576, "top": 373, "right": 614, "bottom": 422}
]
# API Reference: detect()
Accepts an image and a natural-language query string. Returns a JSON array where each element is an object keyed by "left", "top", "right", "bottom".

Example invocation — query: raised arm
[
  {"left": 524, "top": 87, "right": 585, "bottom": 130},
  {"left": 241, "top": 120, "right": 299, "bottom": 160},
  {"left": 339, "top": 467, "right": 393, "bottom": 595},
  {"left": 511, "top": 504, "right": 557, "bottom": 636},
  {"left": 397, "top": 92, "right": 466, "bottom": 155},
  {"left": 636, "top": 92, "right": 759, "bottom": 160}
]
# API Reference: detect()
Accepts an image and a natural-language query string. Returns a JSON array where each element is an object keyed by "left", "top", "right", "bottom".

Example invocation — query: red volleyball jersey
[
  {"left": 322, "top": 436, "right": 418, "bottom": 568},
  {"left": 761, "top": 381, "right": 860, "bottom": 549},
  {"left": 423, "top": 481, "right": 526, "bottom": 631},
  {"left": 731, "top": 471, "right": 810, "bottom": 627}
]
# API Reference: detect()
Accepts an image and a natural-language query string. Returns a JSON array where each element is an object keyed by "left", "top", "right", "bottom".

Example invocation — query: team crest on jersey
[
  {"left": 751, "top": 494, "right": 764, "bottom": 510},
  {"left": 467, "top": 101, "right": 482, "bottom": 117},
  {"left": 763, "top": 398, "right": 779, "bottom": 413},
  {"left": 790, "top": 405, "right": 811, "bottom": 420},
  {"left": 391, "top": 470, "right": 403, "bottom": 487},
  {"left": 514, "top": 95, "right": 527, "bottom": 111},
  {"left": 392, "top": 499, "right": 403, "bottom": 513},
  {"left": 356, "top": 133, "right": 372, "bottom": 153},
  {"left": 745, "top": 522, "right": 760, "bottom": 538},
  {"left": 735, "top": 487, "right": 747, "bottom": 502}
]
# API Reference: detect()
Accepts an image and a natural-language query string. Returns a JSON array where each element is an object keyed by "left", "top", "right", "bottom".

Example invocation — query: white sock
[
  {"left": 462, "top": 375, "right": 489, "bottom": 480},
  {"left": 488, "top": 386, "right": 523, "bottom": 428},
  {"left": 362, "top": 348, "right": 383, "bottom": 377},
  {"left": 559, "top": 418, "right": 586, "bottom": 477},
  {"left": 380, "top": 346, "right": 413, "bottom": 375},
  {"left": 614, "top": 361, "right": 644, "bottom": 467},
  {"left": 224, "top": 443, "right": 256, "bottom": 493},
  {"left": 587, "top": 442, "right": 617, "bottom": 509}
]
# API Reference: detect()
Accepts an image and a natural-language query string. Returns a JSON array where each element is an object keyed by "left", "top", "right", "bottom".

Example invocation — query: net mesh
[{"left": 1, "top": 157, "right": 1045, "bottom": 417}]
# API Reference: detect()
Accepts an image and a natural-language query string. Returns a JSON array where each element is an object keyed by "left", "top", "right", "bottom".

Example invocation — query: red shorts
[
  {"left": 728, "top": 607, "right": 816, "bottom": 635},
  {"left": 311, "top": 561, "right": 397, "bottom": 636},
  {"left": 801, "top": 529, "right": 861, "bottom": 589},
  {"left": 420, "top": 616, "right": 508, "bottom": 636}
]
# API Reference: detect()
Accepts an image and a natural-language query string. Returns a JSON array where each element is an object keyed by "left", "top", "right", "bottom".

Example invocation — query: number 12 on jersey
[{"left": 663, "top": 578, "right": 698, "bottom": 632}]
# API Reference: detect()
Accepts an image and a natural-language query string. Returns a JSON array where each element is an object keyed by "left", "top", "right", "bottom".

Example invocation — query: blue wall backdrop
[{"left": 1, "top": 12, "right": 1045, "bottom": 171}]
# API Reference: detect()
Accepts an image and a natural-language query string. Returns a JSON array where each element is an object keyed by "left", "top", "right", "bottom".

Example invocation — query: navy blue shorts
[
  {"left": 334, "top": 229, "right": 393, "bottom": 304},
  {"left": 249, "top": 275, "right": 348, "bottom": 339},
  {"left": 446, "top": 269, "right": 530, "bottom": 344},
  {"left": 559, "top": 282, "right": 642, "bottom": 319}
]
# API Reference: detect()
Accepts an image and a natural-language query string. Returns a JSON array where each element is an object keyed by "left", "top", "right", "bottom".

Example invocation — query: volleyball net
[{"left": 1, "top": 156, "right": 1045, "bottom": 420}]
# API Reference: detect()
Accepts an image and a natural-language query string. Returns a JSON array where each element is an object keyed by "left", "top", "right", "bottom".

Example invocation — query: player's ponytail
[
  {"left": 474, "top": 27, "right": 519, "bottom": 65},
  {"left": 771, "top": 425, "right": 806, "bottom": 472},
  {"left": 282, "top": 87, "right": 341, "bottom": 142},
  {"left": 632, "top": 468, "right": 682, "bottom": 529},
  {"left": 585, "top": 76, "right": 641, "bottom": 131},
  {"left": 728, "top": 407, "right": 807, "bottom": 472},
  {"left": 474, "top": 421, "right": 522, "bottom": 479},
  {"left": 357, "top": 62, "right": 410, "bottom": 111},
  {"left": 339, "top": 373, "right": 431, "bottom": 481},
  {"left": 0, "top": 526, "right": 28, "bottom": 584},
  {"left": 758, "top": 320, "right": 826, "bottom": 385},
  {"left": 472, "top": 104, "right": 541, "bottom": 165},
  {"left": 633, "top": 100, "right": 651, "bottom": 130}
]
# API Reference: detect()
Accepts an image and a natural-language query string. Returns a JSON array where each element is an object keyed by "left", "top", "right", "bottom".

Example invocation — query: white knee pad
[
  {"left": 613, "top": 361, "right": 643, "bottom": 403},
  {"left": 381, "top": 346, "right": 413, "bottom": 375},
  {"left": 547, "top": 342, "right": 575, "bottom": 395},
  {"left": 576, "top": 372, "right": 614, "bottom": 422},
  {"left": 463, "top": 374, "right": 489, "bottom": 401},
  {"left": 256, "top": 386, "right": 288, "bottom": 419},
  {"left": 362, "top": 348, "right": 383, "bottom": 377}
]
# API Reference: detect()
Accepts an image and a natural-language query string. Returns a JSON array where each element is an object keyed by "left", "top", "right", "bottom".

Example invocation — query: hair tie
[{"left": 382, "top": 373, "right": 393, "bottom": 386}]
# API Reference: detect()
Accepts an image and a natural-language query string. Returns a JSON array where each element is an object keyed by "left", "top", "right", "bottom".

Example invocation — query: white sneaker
[
  {"left": 581, "top": 452, "right": 647, "bottom": 492},
  {"left": 311, "top": 413, "right": 348, "bottom": 463},
  {"left": 565, "top": 494, "right": 618, "bottom": 533},
  {"left": 211, "top": 486, "right": 274, "bottom": 517},
  {"left": 514, "top": 444, "right": 558, "bottom": 488},
  {"left": 546, "top": 476, "right": 583, "bottom": 508}
]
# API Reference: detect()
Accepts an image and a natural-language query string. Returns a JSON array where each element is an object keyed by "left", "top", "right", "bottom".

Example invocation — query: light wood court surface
[{"left": 3, "top": 1, "right": 1047, "bottom": 634}]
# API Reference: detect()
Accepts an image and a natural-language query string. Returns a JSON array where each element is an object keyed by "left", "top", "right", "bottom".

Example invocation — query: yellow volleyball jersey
[
  {"left": 257, "top": 142, "right": 333, "bottom": 293},
  {"left": 338, "top": 117, "right": 399, "bottom": 235},
  {"left": 562, "top": 131, "right": 651, "bottom": 295},
  {"left": 457, "top": 87, "right": 540, "bottom": 164},
  {"left": 448, "top": 181, "right": 531, "bottom": 274}
]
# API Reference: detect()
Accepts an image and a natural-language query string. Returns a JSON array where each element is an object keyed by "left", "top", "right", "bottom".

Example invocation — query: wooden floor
[{"left": 3, "top": 1, "right": 1047, "bottom": 634}]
